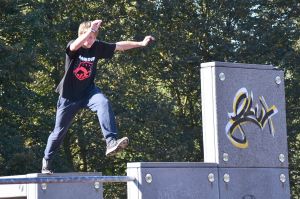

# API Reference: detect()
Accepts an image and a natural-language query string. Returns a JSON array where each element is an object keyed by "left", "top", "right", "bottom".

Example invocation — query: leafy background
[{"left": 0, "top": 0, "right": 299, "bottom": 198}]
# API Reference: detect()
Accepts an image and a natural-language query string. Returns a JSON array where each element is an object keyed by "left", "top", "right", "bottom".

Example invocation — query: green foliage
[{"left": 0, "top": 0, "right": 299, "bottom": 198}]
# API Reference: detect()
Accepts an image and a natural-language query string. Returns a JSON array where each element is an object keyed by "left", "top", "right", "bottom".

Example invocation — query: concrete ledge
[{"left": 0, "top": 173, "right": 103, "bottom": 199}]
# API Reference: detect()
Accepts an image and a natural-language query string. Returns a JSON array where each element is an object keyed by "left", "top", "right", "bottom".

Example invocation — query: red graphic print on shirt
[{"left": 73, "top": 61, "right": 93, "bottom": 80}]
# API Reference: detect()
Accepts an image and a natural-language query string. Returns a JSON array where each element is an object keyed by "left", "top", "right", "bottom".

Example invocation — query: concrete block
[
  {"left": 201, "top": 62, "right": 289, "bottom": 168},
  {"left": 0, "top": 173, "right": 103, "bottom": 199},
  {"left": 127, "top": 162, "right": 219, "bottom": 199}
]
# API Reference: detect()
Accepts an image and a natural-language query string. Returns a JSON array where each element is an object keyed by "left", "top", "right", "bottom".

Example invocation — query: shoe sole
[
  {"left": 41, "top": 170, "right": 53, "bottom": 175},
  {"left": 106, "top": 137, "right": 129, "bottom": 157}
]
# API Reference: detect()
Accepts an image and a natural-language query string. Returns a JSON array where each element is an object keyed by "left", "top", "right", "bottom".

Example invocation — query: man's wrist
[
  {"left": 90, "top": 28, "right": 97, "bottom": 33},
  {"left": 139, "top": 41, "right": 145, "bottom": 47}
]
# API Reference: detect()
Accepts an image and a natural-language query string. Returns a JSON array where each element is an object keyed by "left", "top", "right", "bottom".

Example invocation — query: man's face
[{"left": 83, "top": 33, "right": 97, "bottom": 48}]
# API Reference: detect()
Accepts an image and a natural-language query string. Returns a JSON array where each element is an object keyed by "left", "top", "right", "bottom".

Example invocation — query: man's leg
[
  {"left": 86, "top": 87, "right": 128, "bottom": 156},
  {"left": 42, "top": 96, "right": 81, "bottom": 173}
]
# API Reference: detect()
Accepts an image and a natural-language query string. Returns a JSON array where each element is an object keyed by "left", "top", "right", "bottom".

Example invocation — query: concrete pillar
[{"left": 200, "top": 61, "right": 290, "bottom": 198}]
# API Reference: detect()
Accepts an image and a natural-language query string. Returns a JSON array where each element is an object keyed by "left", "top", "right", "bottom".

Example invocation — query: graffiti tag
[{"left": 225, "top": 88, "right": 278, "bottom": 148}]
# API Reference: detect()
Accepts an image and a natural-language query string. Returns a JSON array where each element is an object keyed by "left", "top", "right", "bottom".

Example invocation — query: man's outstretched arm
[{"left": 115, "top": 36, "right": 155, "bottom": 51}]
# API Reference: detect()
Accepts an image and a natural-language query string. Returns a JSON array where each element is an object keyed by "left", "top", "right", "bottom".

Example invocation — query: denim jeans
[{"left": 44, "top": 86, "right": 117, "bottom": 160}]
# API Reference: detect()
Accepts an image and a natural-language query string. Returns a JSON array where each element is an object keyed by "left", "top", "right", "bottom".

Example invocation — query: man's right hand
[{"left": 91, "top": 20, "right": 102, "bottom": 32}]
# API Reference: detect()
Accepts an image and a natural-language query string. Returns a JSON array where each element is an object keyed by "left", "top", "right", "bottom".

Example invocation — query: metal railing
[{"left": 0, "top": 175, "right": 135, "bottom": 184}]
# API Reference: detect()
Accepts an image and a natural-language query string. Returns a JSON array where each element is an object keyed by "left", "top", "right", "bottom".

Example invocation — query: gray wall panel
[
  {"left": 127, "top": 162, "right": 219, "bottom": 199},
  {"left": 219, "top": 168, "right": 290, "bottom": 199},
  {"left": 33, "top": 173, "right": 103, "bottom": 199},
  {"left": 216, "top": 67, "right": 288, "bottom": 168}
]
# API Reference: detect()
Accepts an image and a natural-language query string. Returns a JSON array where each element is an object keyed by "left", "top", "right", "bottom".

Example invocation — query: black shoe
[
  {"left": 41, "top": 158, "right": 53, "bottom": 174},
  {"left": 105, "top": 137, "right": 129, "bottom": 156}
]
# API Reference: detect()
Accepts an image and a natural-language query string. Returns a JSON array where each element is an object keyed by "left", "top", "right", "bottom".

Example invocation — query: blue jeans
[{"left": 44, "top": 86, "right": 117, "bottom": 160}]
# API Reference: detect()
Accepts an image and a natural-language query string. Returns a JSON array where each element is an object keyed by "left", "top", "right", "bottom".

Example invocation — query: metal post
[{"left": 0, "top": 175, "right": 135, "bottom": 184}]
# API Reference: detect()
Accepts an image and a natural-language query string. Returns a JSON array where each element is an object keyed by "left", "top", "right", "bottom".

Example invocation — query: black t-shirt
[{"left": 56, "top": 40, "right": 116, "bottom": 100}]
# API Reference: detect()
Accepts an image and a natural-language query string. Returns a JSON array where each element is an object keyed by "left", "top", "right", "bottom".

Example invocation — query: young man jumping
[{"left": 42, "top": 19, "right": 154, "bottom": 174}]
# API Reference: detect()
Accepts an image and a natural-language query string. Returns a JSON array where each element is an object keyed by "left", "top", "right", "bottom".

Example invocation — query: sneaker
[
  {"left": 41, "top": 158, "right": 53, "bottom": 174},
  {"left": 105, "top": 137, "right": 129, "bottom": 156}
]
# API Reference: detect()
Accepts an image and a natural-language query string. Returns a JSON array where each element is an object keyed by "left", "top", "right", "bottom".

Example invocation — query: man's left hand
[{"left": 141, "top": 36, "right": 155, "bottom": 46}]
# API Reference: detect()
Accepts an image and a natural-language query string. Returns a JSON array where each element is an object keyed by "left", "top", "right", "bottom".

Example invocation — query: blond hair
[{"left": 78, "top": 21, "right": 99, "bottom": 36}]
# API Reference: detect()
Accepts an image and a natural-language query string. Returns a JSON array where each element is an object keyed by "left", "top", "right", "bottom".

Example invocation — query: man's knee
[{"left": 95, "top": 94, "right": 110, "bottom": 107}]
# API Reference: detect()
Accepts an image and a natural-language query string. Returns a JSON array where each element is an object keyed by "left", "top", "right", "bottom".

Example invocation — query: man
[{"left": 42, "top": 19, "right": 155, "bottom": 174}]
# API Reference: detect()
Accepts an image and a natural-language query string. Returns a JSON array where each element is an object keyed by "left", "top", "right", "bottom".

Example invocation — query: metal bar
[{"left": 0, "top": 176, "right": 135, "bottom": 185}]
